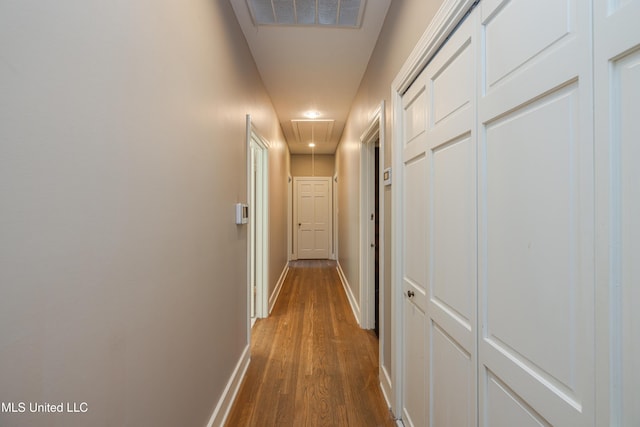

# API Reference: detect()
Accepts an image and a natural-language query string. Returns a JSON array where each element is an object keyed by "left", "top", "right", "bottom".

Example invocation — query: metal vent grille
[{"left": 247, "top": 0, "right": 365, "bottom": 28}]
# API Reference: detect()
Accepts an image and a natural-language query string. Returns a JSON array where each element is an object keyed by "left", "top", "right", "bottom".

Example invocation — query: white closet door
[
  {"left": 424, "top": 16, "right": 477, "bottom": 427},
  {"left": 400, "top": 12, "right": 477, "bottom": 427},
  {"left": 594, "top": 0, "right": 640, "bottom": 425},
  {"left": 477, "top": 0, "right": 594, "bottom": 425},
  {"left": 400, "top": 66, "right": 429, "bottom": 427}
]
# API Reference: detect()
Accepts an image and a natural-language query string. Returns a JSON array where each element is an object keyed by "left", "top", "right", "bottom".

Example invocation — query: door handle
[
  {"left": 298, "top": 223, "right": 301, "bottom": 227},
  {"left": 407, "top": 290, "right": 415, "bottom": 298}
]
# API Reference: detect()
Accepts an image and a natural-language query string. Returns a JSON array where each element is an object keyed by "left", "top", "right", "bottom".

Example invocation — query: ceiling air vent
[
  {"left": 291, "top": 120, "right": 335, "bottom": 145},
  {"left": 247, "top": 0, "right": 365, "bottom": 28}
]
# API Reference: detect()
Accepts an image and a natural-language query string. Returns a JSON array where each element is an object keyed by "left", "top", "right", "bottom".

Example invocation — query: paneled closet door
[
  {"left": 594, "top": 0, "right": 640, "bottom": 425},
  {"left": 477, "top": 0, "right": 594, "bottom": 425},
  {"left": 400, "top": 11, "right": 477, "bottom": 427},
  {"left": 424, "top": 15, "right": 477, "bottom": 427},
  {"left": 400, "top": 64, "right": 430, "bottom": 427}
]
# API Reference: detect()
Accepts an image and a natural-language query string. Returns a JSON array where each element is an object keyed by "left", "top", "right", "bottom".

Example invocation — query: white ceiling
[{"left": 230, "top": 0, "right": 391, "bottom": 154}]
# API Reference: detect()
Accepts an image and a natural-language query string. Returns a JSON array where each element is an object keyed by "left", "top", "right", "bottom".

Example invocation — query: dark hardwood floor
[{"left": 225, "top": 260, "right": 395, "bottom": 427}]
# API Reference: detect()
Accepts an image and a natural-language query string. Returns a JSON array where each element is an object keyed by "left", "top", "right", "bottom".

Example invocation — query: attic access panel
[{"left": 247, "top": 0, "right": 365, "bottom": 28}]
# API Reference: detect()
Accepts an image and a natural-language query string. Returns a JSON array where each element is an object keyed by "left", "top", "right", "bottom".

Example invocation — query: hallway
[
  {"left": 2, "top": 1, "right": 639, "bottom": 426},
  {"left": 226, "top": 260, "right": 394, "bottom": 427}
]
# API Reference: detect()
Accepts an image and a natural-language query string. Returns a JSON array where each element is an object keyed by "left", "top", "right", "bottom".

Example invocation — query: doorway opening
[
  {"left": 359, "top": 101, "right": 390, "bottom": 405},
  {"left": 360, "top": 102, "right": 385, "bottom": 334}
]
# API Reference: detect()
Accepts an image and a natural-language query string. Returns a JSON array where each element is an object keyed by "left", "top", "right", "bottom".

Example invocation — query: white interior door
[
  {"left": 400, "top": 13, "right": 477, "bottom": 427},
  {"left": 250, "top": 143, "right": 256, "bottom": 319},
  {"left": 594, "top": 0, "right": 640, "bottom": 425},
  {"left": 249, "top": 133, "right": 268, "bottom": 320},
  {"left": 477, "top": 0, "right": 594, "bottom": 425},
  {"left": 294, "top": 177, "right": 330, "bottom": 259}
]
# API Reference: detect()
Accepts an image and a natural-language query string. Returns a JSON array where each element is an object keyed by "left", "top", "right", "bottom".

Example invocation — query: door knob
[{"left": 407, "top": 290, "right": 415, "bottom": 298}]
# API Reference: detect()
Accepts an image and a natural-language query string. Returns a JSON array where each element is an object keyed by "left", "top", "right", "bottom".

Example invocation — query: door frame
[
  {"left": 288, "top": 175, "right": 293, "bottom": 261},
  {"left": 359, "top": 102, "right": 382, "bottom": 331},
  {"left": 390, "top": 0, "right": 476, "bottom": 417},
  {"left": 246, "top": 115, "right": 269, "bottom": 325},
  {"left": 332, "top": 173, "right": 338, "bottom": 260},
  {"left": 360, "top": 101, "right": 391, "bottom": 404},
  {"left": 292, "top": 176, "right": 333, "bottom": 260}
]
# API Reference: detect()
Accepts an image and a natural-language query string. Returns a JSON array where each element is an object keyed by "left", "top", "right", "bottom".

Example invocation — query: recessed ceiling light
[
  {"left": 308, "top": 143, "right": 316, "bottom": 147},
  {"left": 304, "top": 111, "right": 321, "bottom": 119}
]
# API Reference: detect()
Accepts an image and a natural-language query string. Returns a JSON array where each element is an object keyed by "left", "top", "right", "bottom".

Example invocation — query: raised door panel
[
  {"left": 486, "top": 372, "right": 551, "bottom": 427},
  {"left": 479, "top": 0, "right": 583, "bottom": 124},
  {"left": 478, "top": 0, "right": 593, "bottom": 425},
  {"left": 432, "top": 39, "right": 473, "bottom": 126},
  {"left": 403, "top": 74, "right": 429, "bottom": 162},
  {"left": 483, "top": 87, "right": 583, "bottom": 416},
  {"left": 431, "top": 323, "right": 472, "bottom": 427},
  {"left": 430, "top": 135, "right": 474, "bottom": 338},
  {"left": 312, "top": 182, "right": 329, "bottom": 258},
  {"left": 402, "top": 301, "right": 428, "bottom": 427},
  {"left": 297, "top": 183, "right": 314, "bottom": 257},
  {"left": 403, "top": 154, "right": 428, "bottom": 313},
  {"left": 483, "top": 0, "right": 572, "bottom": 91}
]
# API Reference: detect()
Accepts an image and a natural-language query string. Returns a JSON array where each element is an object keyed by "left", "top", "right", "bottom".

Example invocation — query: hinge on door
[{"left": 371, "top": 213, "right": 374, "bottom": 220}]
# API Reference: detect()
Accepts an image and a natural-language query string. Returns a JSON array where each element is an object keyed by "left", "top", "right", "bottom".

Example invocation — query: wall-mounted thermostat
[{"left": 235, "top": 203, "right": 249, "bottom": 225}]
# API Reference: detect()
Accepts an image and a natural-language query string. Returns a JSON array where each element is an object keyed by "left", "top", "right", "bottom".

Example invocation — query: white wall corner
[
  {"left": 269, "top": 263, "right": 290, "bottom": 313},
  {"left": 336, "top": 262, "right": 361, "bottom": 324},
  {"left": 206, "top": 345, "right": 250, "bottom": 427}
]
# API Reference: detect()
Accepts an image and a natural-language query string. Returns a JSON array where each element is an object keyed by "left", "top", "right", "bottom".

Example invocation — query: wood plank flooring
[{"left": 225, "top": 260, "right": 395, "bottom": 427}]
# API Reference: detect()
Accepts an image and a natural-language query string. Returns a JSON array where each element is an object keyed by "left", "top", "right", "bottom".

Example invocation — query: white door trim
[
  {"left": 287, "top": 175, "right": 293, "bottom": 261},
  {"left": 390, "top": 0, "right": 476, "bottom": 417},
  {"left": 359, "top": 101, "right": 383, "bottom": 330},
  {"left": 359, "top": 100, "right": 392, "bottom": 409},
  {"left": 332, "top": 173, "right": 338, "bottom": 261}
]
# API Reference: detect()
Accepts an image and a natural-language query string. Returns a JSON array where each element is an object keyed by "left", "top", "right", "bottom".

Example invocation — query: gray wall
[
  {"left": 335, "top": 0, "right": 445, "bottom": 387},
  {"left": 0, "top": 1, "right": 288, "bottom": 426}
]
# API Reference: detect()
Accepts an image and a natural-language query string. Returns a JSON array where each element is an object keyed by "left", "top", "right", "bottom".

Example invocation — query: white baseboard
[
  {"left": 336, "top": 262, "right": 360, "bottom": 324},
  {"left": 380, "top": 364, "right": 393, "bottom": 411},
  {"left": 269, "top": 263, "right": 289, "bottom": 314},
  {"left": 206, "top": 345, "right": 250, "bottom": 427}
]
